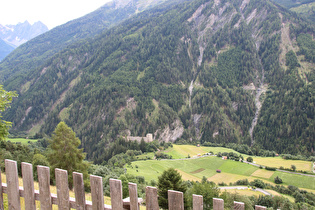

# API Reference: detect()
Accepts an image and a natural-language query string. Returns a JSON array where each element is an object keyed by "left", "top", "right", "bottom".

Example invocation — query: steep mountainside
[
  {"left": 290, "top": 2, "right": 315, "bottom": 23},
  {"left": 0, "top": 0, "right": 168, "bottom": 84},
  {"left": 3, "top": 0, "right": 314, "bottom": 162},
  {"left": 0, "top": 39, "right": 14, "bottom": 61},
  {"left": 272, "top": 0, "right": 315, "bottom": 22}
]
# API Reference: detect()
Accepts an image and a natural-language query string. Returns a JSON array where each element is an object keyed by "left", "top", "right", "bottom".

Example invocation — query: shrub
[
  {"left": 265, "top": 166, "right": 277, "bottom": 171},
  {"left": 250, "top": 179, "right": 265, "bottom": 189},
  {"left": 274, "top": 176, "right": 283, "bottom": 184},
  {"left": 247, "top": 156, "right": 253, "bottom": 162}
]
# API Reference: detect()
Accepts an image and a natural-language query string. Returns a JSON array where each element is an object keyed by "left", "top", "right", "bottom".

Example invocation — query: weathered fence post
[
  {"left": 38, "top": 165, "right": 52, "bottom": 210},
  {"left": 213, "top": 198, "right": 224, "bottom": 210},
  {"left": 73, "top": 172, "right": 86, "bottom": 210},
  {"left": 22, "top": 162, "right": 36, "bottom": 210},
  {"left": 128, "top": 182, "right": 139, "bottom": 210},
  {"left": 146, "top": 186, "right": 159, "bottom": 210},
  {"left": 193, "top": 194, "right": 203, "bottom": 210},
  {"left": 110, "top": 178, "right": 123, "bottom": 210},
  {"left": 234, "top": 201, "right": 245, "bottom": 210},
  {"left": 90, "top": 175, "right": 104, "bottom": 210},
  {"left": 55, "top": 168, "right": 70, "bottom": 209},
  {"left": 5, "top": 159, "right": 21, "bottom": 210},
  {"left": 168, "top": 190, "right": 184, "bottom": 210},
  {"left": 255, "top": 205, "right": 267, "bottom": 210},
  {"left": 0, "top": 168, "right": 4, "bottom": 210}
]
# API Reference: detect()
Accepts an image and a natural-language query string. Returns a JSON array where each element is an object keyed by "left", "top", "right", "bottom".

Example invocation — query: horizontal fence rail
[{"left": 0, "top": 159, "right": 268, "bottom": 209}]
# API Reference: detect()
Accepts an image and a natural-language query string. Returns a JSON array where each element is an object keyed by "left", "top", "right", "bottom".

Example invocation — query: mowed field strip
[{"left": 128, "top": 145, "right": 315, "bottom": 191}]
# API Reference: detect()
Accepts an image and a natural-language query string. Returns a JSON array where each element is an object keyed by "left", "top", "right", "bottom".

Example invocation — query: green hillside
[
  {"left": 291, "top": 2, "right": 315, "bottom": 22},
  {"left": 0, "top": 0, "right": 168, "bottom": 85},
  {"left": 272, "top": 0, "right": 314, "bottom": 9},
  {"left": 126, "top": 156, "right": 315, "bottom": 190},
  {"left": 272, "top": 0, "right": 315, "bottom": 22},
  {"left": 0, "top": 39, "right": 14, "bottom": 61},
  {"left": 1, "top": 0, "right": 314, "bottom": 162}
]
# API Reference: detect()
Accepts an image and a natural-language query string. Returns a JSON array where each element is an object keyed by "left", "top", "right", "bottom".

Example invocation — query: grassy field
[
  {"left": 128, "top": 152, "right": 315, "bottom": 191},
  {"left": 6, "top": 138, "right": 38, "bottom": 145},
  {"left": 222, "top": 188, "right": 264, "bottom": 197},
  {"left": 164, "top": 145, "right": 240, "bottom": 159},
  {"left": 250, "top": 156, "right": 312, "bottom": 172},
  {"left": 162, "top": 145, "right": 312, "bottom": 172}
]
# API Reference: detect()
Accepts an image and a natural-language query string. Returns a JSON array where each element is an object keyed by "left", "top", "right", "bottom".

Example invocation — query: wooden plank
[
  {"left": 22, "top": 162, "right": 36, "bottom": 210},
  {"left": 193, "top": 194, "right": 203, "bottom": 210},
  {"left": 168, "top": 190, "right": 184, "bottom": 210},
  {"left": 255, "top": 205, "right": 267, "bottom": 210},
  {"left": 5, "top": 159, "right": 21, "bottom": 210},
  {"left": 0, "top": 168, "right": 4, "bottom": 210},
  {"left": 128, "top": 183, "right": 139, "bottom": 210},
  {"left": 145, "top": 186, "right": 159, "bottom": 210},
  {"left": 234, "top": 201, "right": 245, "bottom": 210},
  {"left": 55, "top": 168, "right": 70, "bottom": 209},
  {"left": 213, "top": 198, "right": 224, "bottom": 210},
  {"left": 109, "top": 178, "right": 123, "bottom": 210},
  {"left": 37, "top": 165, "right": 52, "bottom": 210},
  {"left": 90, "top": 175, "right": 104, "bottom": 210},
  {"left": 73, "top": 172, "right": 86, "bottom": 210}
]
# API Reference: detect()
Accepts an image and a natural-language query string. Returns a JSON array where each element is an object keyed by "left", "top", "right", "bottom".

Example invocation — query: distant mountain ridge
[
  {"left": 0, "top": 0, "right": 168, "bottom": 83},
  {"left": 0, "top": 21, "right": 48, "bottom": 47},
  {"left": 0, "top": 21, "right": 48, "bottom": 61}
]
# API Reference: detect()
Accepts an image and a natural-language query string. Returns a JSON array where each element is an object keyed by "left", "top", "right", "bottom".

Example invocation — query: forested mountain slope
[
  {"left": 3, "top": 0, "right": 314, "bottom": 162},
  {"left": 0, "top": 0, "right": 168, "bottom": 85},
  {"left": 272, "top": 0, "right": 315, "bottom": 22},
  {"left": 0, "top": 39, "right": 14, "bottom": 61}
]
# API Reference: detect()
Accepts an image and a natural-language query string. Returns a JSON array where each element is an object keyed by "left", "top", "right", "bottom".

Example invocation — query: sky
[{"left": 0, "top": 0, "right": 112, "bottom": 29}]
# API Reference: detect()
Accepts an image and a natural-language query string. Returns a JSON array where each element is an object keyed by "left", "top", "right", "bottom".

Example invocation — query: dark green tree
[
  {"left": 48, "top": 121, "right": 89, "bottom": 189},
  {"left": 32, "top": 153, "right": 49, "bottom": 180},
  {"left": 157, "top": 168, "right": 187, "bottom": 209},
  {"left": 274, "top": 176, "right": 283, "bottom": 184},
  {"left": 186, "top": 179, "right": 220, "bottom": 210},
  {"left": 246, "top": 156, "right": 253, "bottom": 162},
  {"left": 0, "top": 85, "right": 17, "bottom": 141}
]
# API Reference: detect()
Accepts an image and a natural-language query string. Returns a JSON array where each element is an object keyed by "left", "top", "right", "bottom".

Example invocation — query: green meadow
[
  {"left": 163, "top": 145, "right": 312, "bottom": 172},
  {"left": 6, "top": 138, "right": 38, "bottom": 145},
  {"left": 129, "top": 145, "right": 315, "bottom": 191}
]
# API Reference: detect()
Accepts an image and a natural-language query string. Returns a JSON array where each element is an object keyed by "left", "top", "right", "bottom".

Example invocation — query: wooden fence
[{"left": 0, "top": 159, "right": 268, "bottom": 210}]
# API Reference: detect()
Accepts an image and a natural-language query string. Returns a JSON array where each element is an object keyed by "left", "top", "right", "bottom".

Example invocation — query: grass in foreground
[{"left": 1, "top": 173, "right": 112, "bottom": 210}]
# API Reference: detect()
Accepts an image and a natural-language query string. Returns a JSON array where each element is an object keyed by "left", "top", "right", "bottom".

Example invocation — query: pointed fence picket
[{"left": 0, "top": 159, "right": 267, "bottom": 209}]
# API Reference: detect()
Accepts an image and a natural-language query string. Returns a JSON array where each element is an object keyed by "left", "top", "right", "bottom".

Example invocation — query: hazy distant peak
[
  {"left": 113, "top": 0, "right": 134, "bottom": 9},
  {"left": 0, "top": 21, "right": 48, "bottom": 47}
]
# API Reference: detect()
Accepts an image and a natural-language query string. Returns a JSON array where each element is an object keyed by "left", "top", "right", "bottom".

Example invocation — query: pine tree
[
  {"left": 157, "top": 168, "right": 187, "bottom": 209},
  {"left": 48, "top": 121, "right": 89, "bottom": 189}
]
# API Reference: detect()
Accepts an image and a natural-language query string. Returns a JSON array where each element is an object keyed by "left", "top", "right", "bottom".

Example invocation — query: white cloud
[{"left": 0, "top": 0, "right": 111, "bottom": 29}]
